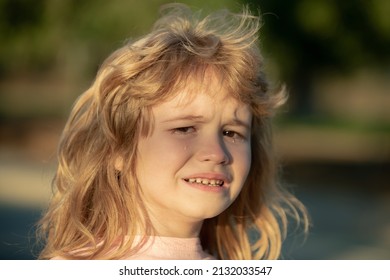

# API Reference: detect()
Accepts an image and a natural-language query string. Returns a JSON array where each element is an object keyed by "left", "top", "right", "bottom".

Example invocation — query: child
[{"left": 38, "top": 3, "right": 308, "bottom": 260}]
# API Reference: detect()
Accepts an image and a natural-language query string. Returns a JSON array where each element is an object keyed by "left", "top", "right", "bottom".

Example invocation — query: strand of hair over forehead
[{"left": 153, "top": 4, "right": 262, "bottom": 51}]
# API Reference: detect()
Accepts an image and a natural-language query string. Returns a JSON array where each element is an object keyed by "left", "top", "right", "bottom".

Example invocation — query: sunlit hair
[{"left": 38, "top": 3, "right": 308, "bottom": 260}]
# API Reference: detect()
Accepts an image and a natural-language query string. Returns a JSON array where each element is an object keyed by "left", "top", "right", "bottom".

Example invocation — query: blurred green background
[{"left": 0, "top": 0, "right": 389, "bottom": 259}]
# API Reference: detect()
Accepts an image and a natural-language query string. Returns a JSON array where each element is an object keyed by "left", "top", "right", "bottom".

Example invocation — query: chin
[{"left": 182, "top": 204, "right": 230, "bottom": 220}]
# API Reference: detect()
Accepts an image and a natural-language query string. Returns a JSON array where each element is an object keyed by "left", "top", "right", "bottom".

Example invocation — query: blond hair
[{"left": 38, "top": 3, "right": 308, "bottom": 260}]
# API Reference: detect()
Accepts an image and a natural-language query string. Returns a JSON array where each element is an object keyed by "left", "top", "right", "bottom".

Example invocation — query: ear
[{"left": 114, "top": 156, "right": 124, "bottom": 171}]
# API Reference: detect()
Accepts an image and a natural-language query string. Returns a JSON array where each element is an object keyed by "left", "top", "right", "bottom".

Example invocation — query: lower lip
[{"left": 183, "top": 180, "right": 227, "bottom": 193}]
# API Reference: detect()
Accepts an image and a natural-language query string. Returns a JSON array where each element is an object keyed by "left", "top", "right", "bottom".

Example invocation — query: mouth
[{"left": 183, "top": 178, "right": 224, "bottom": 187}]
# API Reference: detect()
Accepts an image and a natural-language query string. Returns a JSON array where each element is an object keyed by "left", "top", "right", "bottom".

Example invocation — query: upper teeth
[{"left": 185, "top": 178, "right": 224, "bottom": 186}]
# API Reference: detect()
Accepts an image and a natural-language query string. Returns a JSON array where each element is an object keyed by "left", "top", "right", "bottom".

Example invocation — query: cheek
[
  {"left": 138, "top": 135, "right": 191, "bottom": 172},
  {"left": 233, "top": 144, "right": 252, "bottom": 181}
]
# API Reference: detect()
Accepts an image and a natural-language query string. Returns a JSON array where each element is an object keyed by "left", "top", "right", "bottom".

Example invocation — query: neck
[{"left": 146, "top": 207, "right": 204, "bottom": 238}]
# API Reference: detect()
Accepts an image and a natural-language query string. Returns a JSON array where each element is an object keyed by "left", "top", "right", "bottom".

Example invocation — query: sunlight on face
[{"left": 135, "top": 79, "right": 252, "bottom": 236}]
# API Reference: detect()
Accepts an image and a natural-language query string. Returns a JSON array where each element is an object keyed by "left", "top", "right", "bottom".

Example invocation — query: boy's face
[{"left": 135, "top": 83, "right": 252, "bottom": 236}]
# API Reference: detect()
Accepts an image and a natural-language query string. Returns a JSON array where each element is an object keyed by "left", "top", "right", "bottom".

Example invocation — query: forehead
[
  {"left": 152, "top": 85, "right": 252, "bottom": 124},
  {"left": 157, "top": 69, "right": 247, "bottom": 109}
]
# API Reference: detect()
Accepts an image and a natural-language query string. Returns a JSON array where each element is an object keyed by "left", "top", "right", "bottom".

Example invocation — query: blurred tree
[
  {"left": 243, "top": 0, "right": 390, "bottom": 117},
  {"left": 0, "top": 0, "right": 238, "bottom": 81},
  {"left": 0, "top": 0, "right": 47, "bottom": 76},
  {"left": 0, "top": 0, "right": 239, "bottom": 119},
  {"left": 3, "top": 0, "right": 389, "bottom": 119}
]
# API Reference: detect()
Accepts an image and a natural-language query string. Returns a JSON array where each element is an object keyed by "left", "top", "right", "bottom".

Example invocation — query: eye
[
  {"left": 172, "top": 126, "right": 196, "bottom": 134},
  {"left": 223, "top": 130, "right": 245, "bottom": 142}
]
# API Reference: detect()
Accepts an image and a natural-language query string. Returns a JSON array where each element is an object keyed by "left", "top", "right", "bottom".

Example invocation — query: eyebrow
[
  {"left": 162, "top": 114, "right": 251, "bottom": 129},
  {"left": 227, "top": 119, "right": 252, "bottom": 130},
  {"left": 161, "top": 115, "right": 206, "bottom": 123}
]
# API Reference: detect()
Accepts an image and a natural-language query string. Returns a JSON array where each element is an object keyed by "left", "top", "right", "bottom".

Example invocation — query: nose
[{"left": 196, "top": 135, "right": 230, "bottom": 165}]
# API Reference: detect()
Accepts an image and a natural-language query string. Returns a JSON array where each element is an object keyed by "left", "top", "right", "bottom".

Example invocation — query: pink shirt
[
  {"left": 124, "top": 236, "right": 215, "bottom": 260},
  {"left": 52, "top": 236, "right": 215, "bottom": 260}
]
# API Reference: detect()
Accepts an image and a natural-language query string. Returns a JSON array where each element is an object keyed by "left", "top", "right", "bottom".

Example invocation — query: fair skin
[{"left": 134, "top": 80, "right": 252, "bottom": 238}]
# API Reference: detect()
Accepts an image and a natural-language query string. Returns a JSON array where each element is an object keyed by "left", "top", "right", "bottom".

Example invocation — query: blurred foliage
[
  {"left": 249, "top": 0, "right": 390, "bottom": 75},
  {"left": 0, "top": 0, "right": 239, "bottom": 119},
  {"left": 0, "top": 0, "right": 389, "bottom": 119},
  {"left": 1, "top": 0, "right": 389, "bottom": 80},
  {"left": 245, "top": 0, "right": 390, "bottom": 115},
  {"left": 0, "top": 0, "right": 239, "bottom": 80}
]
